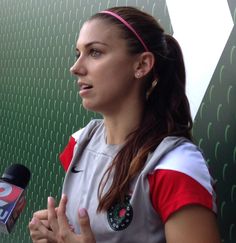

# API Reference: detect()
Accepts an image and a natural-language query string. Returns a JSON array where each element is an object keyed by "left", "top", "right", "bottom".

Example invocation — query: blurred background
[{"left": 0, "top": 0, "right": 235, "bottom": 242}]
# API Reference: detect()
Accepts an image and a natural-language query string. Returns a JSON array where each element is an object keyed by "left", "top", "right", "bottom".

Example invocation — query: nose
[{"left": 70, "top": 58, "right": 87, "bottom": 76}]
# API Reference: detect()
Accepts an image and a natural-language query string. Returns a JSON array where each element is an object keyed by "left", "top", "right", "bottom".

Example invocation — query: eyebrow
[{"left": 76, "top": 41, "right": 108, "bottom": 51}]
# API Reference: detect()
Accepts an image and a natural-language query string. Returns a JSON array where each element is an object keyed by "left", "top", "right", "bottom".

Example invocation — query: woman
[{"left": 29, "top": 6, "right": 220, "bottom": 243}]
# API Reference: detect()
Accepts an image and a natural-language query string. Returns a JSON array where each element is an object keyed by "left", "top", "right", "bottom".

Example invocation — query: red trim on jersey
[
  {"left": 59, "top": 137, "right": 76, "bottom": 171},
  {"left": 148, "top": 169, "right": 213, "bottom": 223}
]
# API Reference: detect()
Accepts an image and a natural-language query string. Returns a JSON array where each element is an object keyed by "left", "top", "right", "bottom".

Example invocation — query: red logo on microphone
[{"left": 0, "top": 182, "right": 22, "bottom": 204}]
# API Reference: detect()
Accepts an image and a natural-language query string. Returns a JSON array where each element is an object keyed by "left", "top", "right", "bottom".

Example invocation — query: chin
[
  {"left": 82, "top": 99, "right": 110, "bottom": 115},
  {"left": 82, "top": 101, "right": 99, "bottom": 113}
]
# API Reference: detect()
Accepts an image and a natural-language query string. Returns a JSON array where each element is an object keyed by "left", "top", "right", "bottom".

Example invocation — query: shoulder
[
  {"left": 154, "top": 142, "right": 211, "bottom": 190},
  {"left": 59, "top": 119, "right": 104, "bottom": 171},
  {"left": 148, "top": 142, "right": 217, "bottom": 222}
]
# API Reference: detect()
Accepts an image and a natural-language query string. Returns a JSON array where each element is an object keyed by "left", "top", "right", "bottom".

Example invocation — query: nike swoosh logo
[{"left": 71, "top": 166, "right": 83, "bottom": 173}]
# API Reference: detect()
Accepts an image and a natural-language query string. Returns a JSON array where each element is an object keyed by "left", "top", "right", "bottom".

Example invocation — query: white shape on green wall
[{"left": 166, "top": 0, "right": 233, "bottom": 118}]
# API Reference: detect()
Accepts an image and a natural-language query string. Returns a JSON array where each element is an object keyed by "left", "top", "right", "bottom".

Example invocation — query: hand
[
  {"left": 28, "top": 209, "right": 57, "bottom": 243},
  {"left": 48, "top": 194, "right": 96, "bottom": 243}
]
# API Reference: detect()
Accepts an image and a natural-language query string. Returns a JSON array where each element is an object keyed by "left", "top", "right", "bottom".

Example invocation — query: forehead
[{"left": 77, "top": 19, "right": 123, "bottom": 47}]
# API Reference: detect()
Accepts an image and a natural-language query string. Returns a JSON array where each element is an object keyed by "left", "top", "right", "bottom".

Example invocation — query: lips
[
  {"left": 80, "top": 84, "right": 93, "bottom": 90},
  {"left": 78, "top": 82, "right": 93, "bottom": 96},
  {"left": 78, "top": 82, "right": 93, "bottom": 90}
]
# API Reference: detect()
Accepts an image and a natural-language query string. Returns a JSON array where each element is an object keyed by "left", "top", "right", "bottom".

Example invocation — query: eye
[
  {"left": 75, "top": 52, "right": 80, "bottom": 60},
  {"left": 90, "top": 48, "right": 102, "bottom": 58}
]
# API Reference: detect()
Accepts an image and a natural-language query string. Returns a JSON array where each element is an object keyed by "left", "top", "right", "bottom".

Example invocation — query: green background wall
[
  {"left": 193, "top": 0, "right": 236, "bottom": 241},
  {"left": 0, "top": 0, "right": 235, "bottom": 242}
]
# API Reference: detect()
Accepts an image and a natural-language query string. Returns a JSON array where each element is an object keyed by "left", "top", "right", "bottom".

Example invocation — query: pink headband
[{"left": 100, "top": 10, "right": 149, "bottom": 52}]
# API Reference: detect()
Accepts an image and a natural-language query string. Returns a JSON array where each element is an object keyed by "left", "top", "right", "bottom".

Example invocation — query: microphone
[{"left": 0, "top": 163, "right": 31, "bottom": 234}]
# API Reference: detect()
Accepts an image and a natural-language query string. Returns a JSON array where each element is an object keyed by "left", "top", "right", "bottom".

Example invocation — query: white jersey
[{"left": 60, "top": 119, "right": 216, "bottom": 243}]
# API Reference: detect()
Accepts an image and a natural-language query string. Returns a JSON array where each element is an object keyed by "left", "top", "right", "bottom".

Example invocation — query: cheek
[{"left": 102, "top": 59, "right": 134, "bottom": 80}]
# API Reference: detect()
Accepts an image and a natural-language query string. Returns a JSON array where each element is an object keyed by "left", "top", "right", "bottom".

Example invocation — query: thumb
[{"left": 78, "top": 208, "right": 94, "bottom": 237}]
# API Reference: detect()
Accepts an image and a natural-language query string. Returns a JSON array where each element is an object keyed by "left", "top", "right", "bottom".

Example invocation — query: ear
[{"left": 134, "top": 52, "right": 155, "bottom": 79}]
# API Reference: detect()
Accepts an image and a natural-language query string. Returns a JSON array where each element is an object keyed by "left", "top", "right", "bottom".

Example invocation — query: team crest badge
[{"left": 107, "top": 195, "right": 133, "bottom": 231}]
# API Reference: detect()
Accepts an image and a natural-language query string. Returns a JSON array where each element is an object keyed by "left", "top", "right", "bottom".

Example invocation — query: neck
[{"left": 103, "top": 104, "right": 144, "bottom": 145}]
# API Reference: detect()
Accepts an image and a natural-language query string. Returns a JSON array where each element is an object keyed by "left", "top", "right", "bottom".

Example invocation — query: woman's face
[{"left": 70, "top": 19, "right": 142, "bottom": 115}]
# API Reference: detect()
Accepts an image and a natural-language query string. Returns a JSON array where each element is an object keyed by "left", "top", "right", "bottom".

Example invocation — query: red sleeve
[
  {"left": 148, "top": 169, "right": 214, "bottom": 223},
  {"left": 59, "top": 137, "right": 76, "bottom": 172}
]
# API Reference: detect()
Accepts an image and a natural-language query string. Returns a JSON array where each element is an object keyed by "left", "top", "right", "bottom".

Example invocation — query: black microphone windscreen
[{"left": 1, "top": 164, "right": 31, "bottom": 189}]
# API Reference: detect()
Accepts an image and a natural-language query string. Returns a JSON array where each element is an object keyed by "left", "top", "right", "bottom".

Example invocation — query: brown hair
[{"left": 89, "top": 6, "right": 193, "bottom": 212}]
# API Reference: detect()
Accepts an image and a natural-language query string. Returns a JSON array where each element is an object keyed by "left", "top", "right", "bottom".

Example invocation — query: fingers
[
  {"left": 33, "top": 209, "right": 49, "bottom": 220},
  {"left": 32, "top": 209, "right": 51, "bottom": 231},
  {"left": 57, "top": 194, "right": 69, "bottom": 227},
  {"left": 41, "top": 219, "right": 50, "bottom": 229},
  {"left": 56, "top": 195, "right": 96, "bottom": 242},
  {"left": 28, "top": 217, "right": 44, "bottom": 240},
  {"left": 30, "top": 195, "right": 96, "bottom": 243},
  {"left": 56, "top": 194, "right": 73, "bottom": 240},
  {"left": 33, "top": 240, "right": 48, "bottom": 243},
  {"left": 33, "top": 208, "right": 58, "bottom": 221},
  {"left": 78, "top": 208, "right": 95, "bottom": 241},
  {"left": 28, "top": 217, "right": 52, "bottom": 241},
  {"left": 47, "top": 196, "right": 59, "bottom": 234},
  {"left": 29, "top": 199, "right": 63, "bottom": 243},
  {"left": 29, "top": 209, "right": 51, "bottom": 236}
]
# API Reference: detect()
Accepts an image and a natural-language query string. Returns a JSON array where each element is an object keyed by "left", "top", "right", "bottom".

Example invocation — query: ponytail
[{"left": 148, "top": 34, "right": 192, "bottom": 137}]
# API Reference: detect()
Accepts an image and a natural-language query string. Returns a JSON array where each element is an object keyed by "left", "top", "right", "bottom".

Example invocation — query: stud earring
[{"left": 135, "top": 72, "right": 141, "bottom": 79}]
